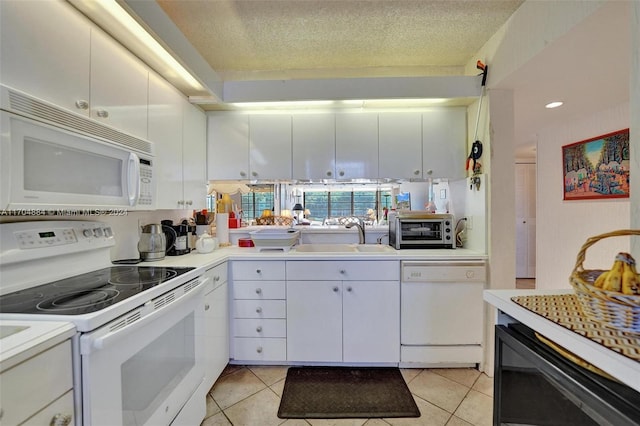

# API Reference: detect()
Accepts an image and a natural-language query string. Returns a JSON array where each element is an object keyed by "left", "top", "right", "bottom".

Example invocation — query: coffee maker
[{"left": 161, "top": 220, "right": 193, "bottom": 256}]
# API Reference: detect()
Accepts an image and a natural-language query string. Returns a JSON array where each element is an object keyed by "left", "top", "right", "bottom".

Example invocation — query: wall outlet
[{"left": 466, "top": 216, "right": 473, "bottom": 230}]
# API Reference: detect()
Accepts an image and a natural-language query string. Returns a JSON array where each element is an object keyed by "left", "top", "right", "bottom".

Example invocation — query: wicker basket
[
  {"left": 255, "top": 216, "right": 294, "bottom": 226},
  {"left": 570, "top": 229, "right": 640, "bottom": 334}
]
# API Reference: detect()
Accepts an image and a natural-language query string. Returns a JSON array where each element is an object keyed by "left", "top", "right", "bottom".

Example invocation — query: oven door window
[
  {"left": 399, "top": 221, "right": 443, "bottom": 242},
  {"left": 121, "top": 313, "right": 195, "bottom": 425}
]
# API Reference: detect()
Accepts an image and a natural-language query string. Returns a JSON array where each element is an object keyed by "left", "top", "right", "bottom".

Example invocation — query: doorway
[{"left": 516, "top": 163, "right": 536, "bottom": 279}]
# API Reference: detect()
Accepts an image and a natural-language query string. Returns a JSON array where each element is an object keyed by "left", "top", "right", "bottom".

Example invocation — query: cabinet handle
[
  {"left": 252, "top": 171, "right": 258, "bottom": 177},
  {"left": 213, "top": 275, "right": 221, "bottom": 282},
  {"left": 256, "top": 346, "right": 263, "bottom": 353},
  {"left": 339, "top": 269, "right": 346, "bottom": 275},
  {"left": 240, "top": 171, "right": 247, "bottom": 177},
  {"left": 75, "top": 100, "right": 89, "bottom": 110},
  {"left": 95, "top": 109, "right": 109, "bottom": 118},
  {"left": 339, "top": 171, "right": 345, "bottom": 177},
  {"left": 425, "top": 169, "right": 433, "bottom": 175},
  {"left": 177, "top": 200, "right": 185, "bottom": 206},
  {"left": 413, "top": 169, "right": 420, "bottom": 175},
  {"left": 332, "top": 286, "right": 339, "bottom": 292},
  {"left": 255, "top": 288, "right": 262, "bottom": 294},
  {"left": 326, "top": 171, "right": 332, "bottom": 177},
  {"left": 185, "top": 200, "right": 193, "bottom": 206},
  {"left": 50, "top": 413, "right": 72, "bottom": 426},
  {"left": 256, "top": 269, "right": 262, "bottom": 274},
  {"left": 346, "top": 286, "right": 353, "bottom": 292},
  {"left": 205, "top": 303, "right": 210, "bottom": 311},
  {"left": 256, "top": 326, "right": 263, "bottom": 333},
  {"left": 256, "top": 307, "right": 262, "bottom": 313}
]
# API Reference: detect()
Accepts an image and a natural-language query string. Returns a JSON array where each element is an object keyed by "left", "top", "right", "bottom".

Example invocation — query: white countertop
[
  {"left": 0, "top": 320, "right": 76, "bottom": 372},
  {"left": 146, "top": 245, "right": 487, "bottom": 270},
  {"left": 484, "top": 289, "right": 640, "bottom": 393}
]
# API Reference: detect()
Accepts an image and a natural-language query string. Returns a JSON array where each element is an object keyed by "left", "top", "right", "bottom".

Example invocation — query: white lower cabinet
[
  {"left": 286, "top": 260, "right": 400, "bottom": 363},
  {"left": 231, "top": 261, "right": 287, "bottom": 362},
  {"left": 202, "top": 263, "right": 229, "bottom": 390}
]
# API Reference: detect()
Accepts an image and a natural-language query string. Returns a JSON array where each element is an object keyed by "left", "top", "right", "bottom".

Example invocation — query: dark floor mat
[{"left": 277, "top": 366, "right": 421, "bottom": 419}]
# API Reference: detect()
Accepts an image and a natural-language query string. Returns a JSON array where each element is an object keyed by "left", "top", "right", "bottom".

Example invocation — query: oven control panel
[{"left": 13, "top": 225, "right": 113, "bottom": 249}]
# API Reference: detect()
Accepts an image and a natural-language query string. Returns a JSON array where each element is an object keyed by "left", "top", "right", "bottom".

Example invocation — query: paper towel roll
[{"left": 216, "top": 213, "right": 229, "bottom": 244}]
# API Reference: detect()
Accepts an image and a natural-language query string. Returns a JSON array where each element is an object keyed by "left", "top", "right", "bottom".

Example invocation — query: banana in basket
[{"left": 593, "top": 252, "right": 640, "bottom": 295}]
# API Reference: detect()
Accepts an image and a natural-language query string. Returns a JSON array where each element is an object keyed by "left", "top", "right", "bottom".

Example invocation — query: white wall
[{"left": 536, "top": 103, "right": 631, "bottom": 290}]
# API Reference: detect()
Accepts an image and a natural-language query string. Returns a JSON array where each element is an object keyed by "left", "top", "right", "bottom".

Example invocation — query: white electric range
[{"left": 0, "top": 220, "right": 208, "bottom": 426}]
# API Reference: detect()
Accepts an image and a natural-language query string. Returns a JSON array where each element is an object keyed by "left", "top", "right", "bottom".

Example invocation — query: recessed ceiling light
[{"left": 545, "top": 101, "right": 564, "bottom": 109}]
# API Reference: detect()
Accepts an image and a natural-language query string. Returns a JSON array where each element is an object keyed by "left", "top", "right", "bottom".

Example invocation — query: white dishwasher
[{"left": 400, "top": 261, "right": 486, "bottom": 368}]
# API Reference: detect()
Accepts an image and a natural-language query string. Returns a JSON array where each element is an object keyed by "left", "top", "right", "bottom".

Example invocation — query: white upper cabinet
[
  {"left": 249, "top": 115, "right": 292, "bottom": 180},
  {"left": 292, "top": 114, "right": 336, "bottom": 180},
  {"left": 378, "top": 112, "right": 423, "bottom": 179},
  {"left": 335, "top": 113, "right": 378, "bottom": 179},
  {"left": 182, "top": 101, "right": 207, "bottom": 210},
  {"left": 0, "top": 0, "right": 149, "bottom": 140},
  {"left": 89, "top": 28, "right": 149, "bottom": 139},
  {"left": 207, "top": 113, "right": 250, "bottom": 180},
  {"left": 0, "top": 0, "right": 91, "bottom": 115},
  {"left": 150, "top": 73, "right": 206, "bottom": 210},
  {"left": 422, "top": 108, "right": 467, "bottom": 179}
]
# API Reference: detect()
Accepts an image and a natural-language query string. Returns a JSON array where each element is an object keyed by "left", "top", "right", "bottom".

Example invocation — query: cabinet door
[
  {"left": 203, "top": 280, "right": 229, "bottom": 390},
  {"left": 292, "top": 114, "right": 336, "bottom": 180},
  {"left": 0, "top": 0, "right": 91, "bottom": 116},
  {"left": 249, "top": 115, "right": 292, "bottom": 180},
  {"left": 182, "top": 101, "right": 207, "bottom": 210},
  {"left": 287, "top": 281, "right": 342, "bottom": 362},
  {"left": 343, "top": 281, "right": 400, "bottom": 363},
  {"left": 90, "top": 28, "right": 149, "bottom": 139},
  {"left": 148, "top": 72, "right": 184, "bottom": 209},
  {"left": 335, "top": 113, "right": 378, "bottom": 179},
  {"left": 422, "top": 108, "right": 467, "bottom": 179},
  {"left": 378, "top": 113, "right": 423, "bottom": 179},
  {"left": 207, "top": 113, "right": 250, "bottom": 179}
]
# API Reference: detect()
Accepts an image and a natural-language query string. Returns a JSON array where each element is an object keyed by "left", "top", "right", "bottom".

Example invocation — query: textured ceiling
[{"left": 156, "top": 0, "right": 523, "bottom": 81}]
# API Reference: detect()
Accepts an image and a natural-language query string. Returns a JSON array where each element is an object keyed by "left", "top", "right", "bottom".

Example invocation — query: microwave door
[{"left": 127, "top": 152, "right": 141, "bottom": 207}]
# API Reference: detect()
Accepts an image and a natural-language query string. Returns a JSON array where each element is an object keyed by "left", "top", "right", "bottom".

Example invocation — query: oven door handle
[{"left": 83, "top": 277, "right": 209, "bottom": 354}]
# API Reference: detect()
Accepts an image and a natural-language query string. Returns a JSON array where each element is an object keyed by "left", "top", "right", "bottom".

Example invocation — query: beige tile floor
[{"left": 201, "top": 365, "right": 494, "bottom": 426}]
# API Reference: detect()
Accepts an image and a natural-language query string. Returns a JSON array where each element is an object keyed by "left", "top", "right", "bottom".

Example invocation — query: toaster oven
[{"left": 388, "top": 211, "right": 455, "bottom": 249}]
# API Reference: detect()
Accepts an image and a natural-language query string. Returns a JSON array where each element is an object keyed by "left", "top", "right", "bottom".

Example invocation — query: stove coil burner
[
  {"left": 36, "top": 288, "right": 120, "bottom": 312},
  {"left": 109, "top": 268, "right": 178, "bottom": 286}
]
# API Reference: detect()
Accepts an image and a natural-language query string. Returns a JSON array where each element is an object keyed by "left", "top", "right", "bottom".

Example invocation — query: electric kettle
[{"left": 138, "top": 223, "right": 167, "bottom": 261}]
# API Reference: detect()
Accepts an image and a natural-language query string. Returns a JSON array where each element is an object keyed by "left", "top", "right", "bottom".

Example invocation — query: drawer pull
[
  {"left": 256, "top": 307, "right": 263, "bottom": 313},
  {"left": 50, "top": 413, "right": 72, "bottom": 426},
  {"left": 75, "top": 99, "right": 89, "bottom": 110},
  {"left": 256, "top": 346, "right": 263, "bottom": 353},
  {"left": 214, "top": 275, "right": 221, "bottom": 282},
  {"left": 95, "top": 109, "right": 109, "bottom": 118},
  {"left": 339, "top": 269, "right": 346, "bottom": 275},
  {"left": 256, "top": 269, "right": 262, "bottom": 274},
  {"left": 205, "top": 303, "right": 210, "bottom": 311},
  {"left": 256, "top": 326, "right": 263, "bottom": 333},
  {"left": 332, "top": 286, "right": 339, "bottom": 292},
  {"left": 346, "top": 286, "right": 353, "bottom": 292},
  {"left": 255, "top": 288, "right": 262, "bottom": 294}
]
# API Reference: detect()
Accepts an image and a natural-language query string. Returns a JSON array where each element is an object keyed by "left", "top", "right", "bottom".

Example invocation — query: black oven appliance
[
  {"left": 388, "top": 211, "right": 455, "bottom": 249},
  {"left": 494, "top": 323, "right": 640, "bottom": 425}
]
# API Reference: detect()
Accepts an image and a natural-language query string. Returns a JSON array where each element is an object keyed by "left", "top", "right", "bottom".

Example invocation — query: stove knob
[
  {"left": 103, "top": 227, "right": 113, "bottom": 238},
  {"left": 93, "top": 228, "right": 104, "bottom": 237},
  {"left": 83, "top": 229, "right": 93, "bottom": 238}
]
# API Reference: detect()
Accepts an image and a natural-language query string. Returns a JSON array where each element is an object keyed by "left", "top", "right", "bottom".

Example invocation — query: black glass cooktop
[{"left": 0, "top": 266, "right": 194, "bottom": 315}]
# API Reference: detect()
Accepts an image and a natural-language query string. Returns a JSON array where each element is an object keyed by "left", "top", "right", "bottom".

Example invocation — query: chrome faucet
[{"left": 345, "top": 219, "right": 366, "bottom": 244}]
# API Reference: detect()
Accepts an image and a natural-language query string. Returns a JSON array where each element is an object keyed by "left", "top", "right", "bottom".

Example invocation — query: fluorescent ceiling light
[
  {"left": 230, "top": 100, "right": 335, "bottom": 108},
  {"left": 231, "top": 98, "right": 452, "bottom": 109},
  {"left": 69, "top": 0, "right": 204, "bottom": 91},
  {"left": 545, "top": 101, "right": 564, "bottom": 109}
]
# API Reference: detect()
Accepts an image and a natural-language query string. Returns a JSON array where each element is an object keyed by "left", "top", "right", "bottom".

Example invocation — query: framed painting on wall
[{"left": 562, "top": 128, "right": 630, "bottom": 200}]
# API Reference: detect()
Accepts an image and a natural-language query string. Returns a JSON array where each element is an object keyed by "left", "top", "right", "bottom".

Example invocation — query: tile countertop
[
  {"left": 484, "top": 289, "right": 640, "bottom": 393},
  {"left": 147, "top": 245, "right": 487, "bottom": 270},
  {"left": 0, "top": 320, "right": 76, "bottom": 372}
]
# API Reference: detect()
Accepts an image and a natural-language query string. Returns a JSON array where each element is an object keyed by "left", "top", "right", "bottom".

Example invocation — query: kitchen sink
[{"left": 294, "top": 244, "right": 395, "bottom": 253}]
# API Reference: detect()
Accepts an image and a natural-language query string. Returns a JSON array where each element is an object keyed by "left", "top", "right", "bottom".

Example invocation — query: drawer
[
  {"left": 233, "top": 300, "right": 286, "bottom": 318},
  {"left": 234, "top": 281, "right": 285, "bottom": 299},
  {"left": 233, "top": 338, "right": 286, "bottom": 361},
  {"left": 287, "top": 260, "right": 399, "bottom": 281},
  {"left": 22, "top": 390, "right": 74, "bottom": 426},
  {"left": 0, "top": 340, "right": 73, "bottom": 426},
  {"left": 206, "top": 262, "right": 228, "bottom": 287},
  {"left": 232, "top": 261, "right": 286, "bottom": 280},
  {"left": 234, "top": 319, "right": 286, "bottom": 338}
]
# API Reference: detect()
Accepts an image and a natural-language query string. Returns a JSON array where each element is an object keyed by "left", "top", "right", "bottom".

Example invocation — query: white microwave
[{"left": 1, "top": 86, "right": 155, "bottom": 211}]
